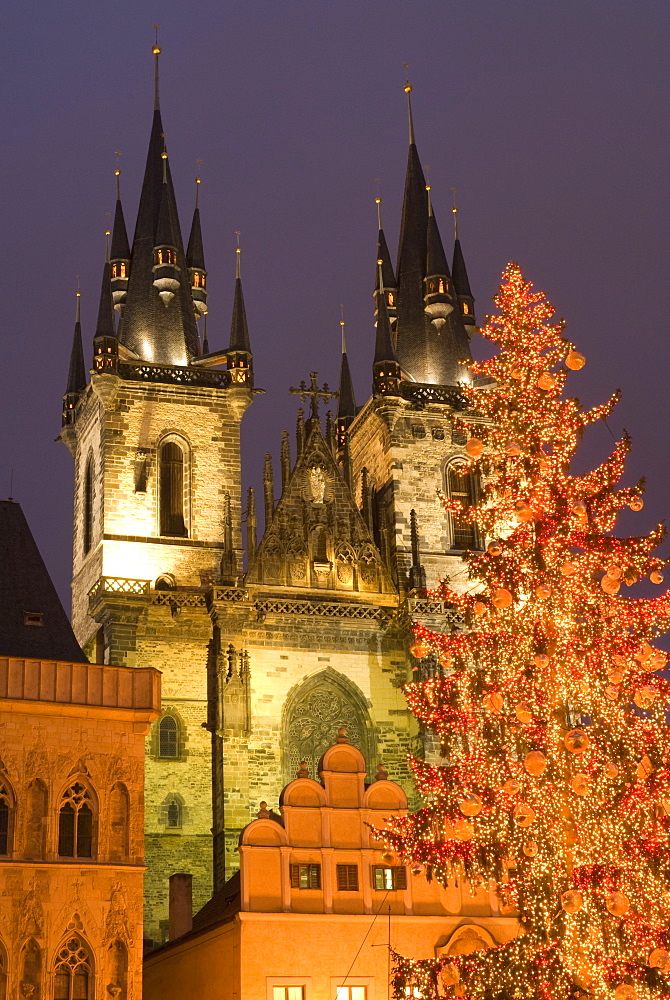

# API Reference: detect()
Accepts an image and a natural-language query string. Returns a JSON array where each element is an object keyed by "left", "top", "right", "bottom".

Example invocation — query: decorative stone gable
[{"left": 247, "top": 418, "right": 394, "bottom": 596}]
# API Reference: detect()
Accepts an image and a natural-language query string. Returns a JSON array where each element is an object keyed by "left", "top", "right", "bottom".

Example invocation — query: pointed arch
[
  {"left": 83, "top": 452, "right": 94, "bottom": 555},
  {"left": 53, "top": 933, "right": 93, "bottom": 1000},
  {"left": 25, "top": 778, "right": 48, "bottom": 860},
  {"left": 0, "top": 936, "right": 7, "bottom": 1000},
  {"left": 108, "top": 783, "right": 129, "bottom": 861},
  {"left": 282, "top": 668, "right": 376, "bottom": 783},
  {"left": 152, "top": 708, "right": 187, "bottom": 761},
  {"left": 57, "top": 778, "right": 97, "bottom": 859},
  {"left": 20, "top": 938, "right": 42, "bottom": 999},
  {"left": 0, "top": 775, "right": 15, "bottom": 857},
  {"left": 158, "top": 432, "right": 190, "bottom": 538},
  {"left": 107, "top": 940, "right": 127, "bottom": 1000}
]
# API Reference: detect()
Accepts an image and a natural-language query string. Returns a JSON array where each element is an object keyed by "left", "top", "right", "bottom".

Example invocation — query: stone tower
[{"left": 60, "top": 47, "right": 254, "bottom": 942}]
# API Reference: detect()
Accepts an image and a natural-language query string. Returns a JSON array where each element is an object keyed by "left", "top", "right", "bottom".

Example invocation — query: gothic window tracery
[
  {"left": 0, "top": 781, "right": 12, "bottom": 856},
  {"left": 158, "top": 716, "right": 179, "bottom": 759},
  {"left": 53, "top": 936, "right": 92, "bottom": 1000},
  {"left": 283, "top": 673, "right": 372, "bottom": 781},
  {"left": 58, "top": 782, "right": 94, "bottom": 859}
]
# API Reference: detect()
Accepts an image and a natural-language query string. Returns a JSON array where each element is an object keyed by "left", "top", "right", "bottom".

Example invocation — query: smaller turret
[
  {"left": 110, "top": 166, "right": 131, "bottom": 314},
  {"left": 451, "top": 193, "right": 476, "bottom": 334},
  {"left": 152, "top": 150, "right": 181, "bottom": 308},
  {"left": 186, "top": 176, "right": 208, "bottom": 320},
  {"left": 423, "top": 184, "right": 453, "bottom": 328},
  {"left": 226, "top": 239, "right": 253, "bottom": 387},
  {"left": 93, "top": 251, "right": 119, "bottom": 374},
  {"left": 336, "top": 314, "right": 356, "bottom": 461},
  {"left": 373, "top": 262, "right": 401, "bottom": 397},
  {"left": 374, "top": 198, "right": 398, "bottom": 326},
  {"left": 62, "top": 288, "right": 86, "bottom": 426}
]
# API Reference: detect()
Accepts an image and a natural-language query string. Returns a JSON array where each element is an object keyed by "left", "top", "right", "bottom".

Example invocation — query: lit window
[
  {"left": 372, "top": 865, "right": 407, "bottom": 890},
  {"left": 290, "top": 863, "right": 321, "bottom": 889},
  {"left": 58, "top": 783, "right": 94, "bottom": 858},
  {"left": 462, "top": 302, "right": 470, "bottom": 315},
  {"left": 158, "top": 716, "right": 179, "bottom": 759},
  {"left": 54, "top": 937, "right": 91, "bottom": 1000},
  {"left": 446, "top": 462, "right": 478, "bottom": 550},
  {"left": 387, "top": 292, "right": 394, "bottom": 306},
  {"left": 273, "top": 988, "right": 305, "bottom": 1000},
  {"left": 337, "top": 988, "right": 366, "bottom": 1000},
  {"left": 439, "top": 279, "right": 445, "bottom": 293},
  {"left": 336, "top": 864, "right": 359, "bottom": 891}
]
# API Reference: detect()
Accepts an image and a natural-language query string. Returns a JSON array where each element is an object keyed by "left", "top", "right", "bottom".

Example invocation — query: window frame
[
  {"left": 289, "top": 863, "right": 321, "bottom": 890},
  {"left": 445, "top": 459, "right": 480, "bottom": 551},
  {"left": 53, "top": 936, "right": 93, "bottom": 1000},
  {"left": 158, "top": 715, "right": 179, "bottom": 759},
  {"left": 336, "top": 988, "right": 367, "bottom": 1000},
  {"left": 0, "top": 780, "right": 14, "bottom": 857},
  {"left": 157, "top": 434, "right": 190, "bottom": 538},
  {"left": 371, "top": 865, "right": 407, "bottom": 891},
  {"left": 336, "top": 864, "right": 359, "bottom": 892},
  {"left": 267, "top": 980, "right": 311, "bottom": 1000},
  {"left": 58, "top": 781, "right": 96, "bottom": 860}
]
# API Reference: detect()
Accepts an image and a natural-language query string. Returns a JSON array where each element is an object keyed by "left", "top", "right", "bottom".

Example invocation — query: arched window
[
  {"left": 283, "top": 670, "right": 374, "bottom": 783},
  {"left": 54, "top": 937, "right": 92, "bottom": 1000},
  {"left": 0, "top": 781, "right": 13, "bottom": 856},
  {"left": 159, "top": 441, "right": 187, "bottom": 537},
  {"left": 25, "top": 778, "right": 47, "bottom": 859},
  {"left": 446, "top": 461, "right": 478, "bottom": 550},
  {"left": 20, "top": 939, "right": 41, "bottom": 999},
  {"left": 58, "top": 782, "right": 95, "bottom": 859},
  {"left": 108, "top": 941, "right": 127, "bottom": 1000},
  {"left": 108, "top": 783, "right": 129, "bottom": 861},
  {"left": 311, "top": 526, "right": 328, "bottom": 563},
  {"left": 167, "top": 798, "right": 181, "bottom": 828},
  {"left": 158, "top": 716, "right": 179, "bottom": 759},
  {"left": 83, "top": 457, "right": 93, "bottom": 555}
]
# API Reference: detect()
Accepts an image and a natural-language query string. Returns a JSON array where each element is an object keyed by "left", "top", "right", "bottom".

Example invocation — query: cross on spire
[{"left": 289, "top": 371, "right": 338, "bottom": 420}]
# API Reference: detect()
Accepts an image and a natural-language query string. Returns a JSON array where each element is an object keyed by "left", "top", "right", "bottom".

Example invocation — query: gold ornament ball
[
  {"left": 606, "top": 891, "right": 630, "bottom": 916},
  {"left": 503, "top": 778, "right": 521, "bottom": 795},
  {"left": 381, "top": 850, "right": 395, "bottom": 864},
  {"left": 515, "top": 701, "right": 533, "bottom": 725},
  {"left": 649, "top": 949, "right": 670, "bottom": 971},
  {"left": 514, "top": 502, "right": 534, "bottom": 523},
  {"left": 650, "top": 651, "right": 667, "bottom": 671},
  {"left": 650, "top": 570, "right": 664, "bottom": 584},
  {"left": 524, "top": 750, "right": 547, "bottom": 776},
  {"left": 633, "top": 686, "right": 657, "bottom": 709},
  {"left": 523, "top": 840, "right": 539, "bottom": 857},
  {"left": 535, "top": 584, "right": 551, "bottom": 599},
  {"left": 565, "top": 349, "right": 586, "bottom": 370},
  {"left": 510, "top": 367, "right": 523, "bottom": 380},
  {"left": 571, "top": 773, "right": 591, "bottom": 796},
  {"left": 613, "top": 985, "right": 635, "bottom": 1000},
  {"left": 487, "top": 541, "right": 503, "bottom": 556},
  {"left": 637, "top": 755, "right": 653, "bottom": 780},
  {"left": 409, "top": 640, "right": 430, "bottom": 659},
  {"left": 438, "top": 651, "right": 454, "bottom": 669},
  {"left": 505, "top": 441, "right": 521, "bottom": 457},
  {"left": 452, "top": 818, "right": 475, "bottom": 841},
  {"left": 607, "top": 668, "right": 625, "bottom": 685},
  {"left": 561, "top": 889, "right": 584, "bottom": 913},
  {"left": 629, "top": 496, "right": 644, "bottom": 511},
  {"left": 440, "top": 964, "right": 460, "bottom": 987},
  {"left": 532, "top": 653, "right": 549, "bottom": 668},
  {"left": 612, "top": 653, "right": 627, "bottom": 666},
  {"left": 537, "top": 372, "right": 556, "bottom": 391},
  {"left": 483, "top": 691, "right": 504, "bottom": 714},
  {"left": 458, "top": 793, "right": 483, "bottom": 817},
  {"left": 635, "top": 641, "right": 653, "bottom": 662},
  {"left": 561, "top": 560, "right": 577, "bottom": 577},
  {"left": 513, "top": 802, "right": 536, "bottom": 827},
  {"left": 473, "top": 601, "right": 487, "bottom": 617},
  {"left": 604, "top": 762, "right": 619, "bottom": 778},
  {"left": 606, "top": 564, "right": 622, "bottom": 580},
  {"left": 601, "top": 575, "right": 621, "bottom": 595},
  {"left": 410, "top": 863, "right": 424, "bottom": 877},
  {"left": 564, "top": 729, "right": 589, "bottom": 753},
  {"left": 465, "top": 438, "right": 484, "bottom": 458},
  {"left": 492, "top": 588, "right": 513, "bottom": 610},
  {"left": 604, "top": 684, "right": 619, "bottom": 702}
]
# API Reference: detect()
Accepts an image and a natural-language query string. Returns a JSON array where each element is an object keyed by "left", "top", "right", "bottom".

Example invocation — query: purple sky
[{"left": 1, "top": 1, "right": 669, "bottom": 610}]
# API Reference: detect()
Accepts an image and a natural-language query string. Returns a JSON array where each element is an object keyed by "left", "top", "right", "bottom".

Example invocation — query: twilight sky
[{"left": 1, "top": 0, "right": 669, "bottom": 611}]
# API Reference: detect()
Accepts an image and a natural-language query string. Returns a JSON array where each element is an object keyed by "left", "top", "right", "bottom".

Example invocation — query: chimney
[{"left": 169, "top": 873, "right": 193, "bottom": 940}]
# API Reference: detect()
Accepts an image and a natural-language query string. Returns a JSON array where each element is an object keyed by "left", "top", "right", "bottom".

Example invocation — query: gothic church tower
[{"left": 60, "top": 46, "right": 254, "bottom": 942}]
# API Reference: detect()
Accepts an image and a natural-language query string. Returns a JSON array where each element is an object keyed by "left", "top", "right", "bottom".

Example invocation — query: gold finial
[
  {"left": 451, "top": 187, "right": 459, "bottom": 240},
  {"left": 425, "top": 164, "right": 432, "bottom": 215},
  {"left": 374, "top": 179, "right": 383, "bottom": 229},
  {"left": 75, "top": 277, "right": 81, "bottom": 323},
  {"left": 105, "top": 213, "right": 111, "bottom": 262},
  {"left": 114, "top": 151, "right": 122, "bottom": 198},
  {"left": 403, "top": 63, "right": 415, "bottom": 145},
  {"left": 195, "top": 159, "right": 202, "bottom": 208},
  {"left": 153, "top": 25, "right": 161, "bottom": 110},
  {"left": 340, "top": 304, "right": 346, "bottom": 354},
  {"left": 235, "top": 230, "right": 241, "bottom": 279}
]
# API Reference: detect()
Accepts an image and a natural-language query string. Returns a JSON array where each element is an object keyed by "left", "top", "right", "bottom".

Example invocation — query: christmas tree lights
[{"left": 387, "top": 264, "right": 670, "bottom": 1000}]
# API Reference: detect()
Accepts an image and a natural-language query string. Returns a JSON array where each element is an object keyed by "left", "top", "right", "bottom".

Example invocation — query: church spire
[
  {"left": 116, "top": 39, "right": 199, "bottom": 365},
  {"left": 337, "top": 312, "right": 356, "bottom": 423},
  {"left": 186, "top": 173, "right": 208, "bottom": 321},
  {"left": 62, "top": 287, "right": 86, "bottom": 426},
  {"left": 110, "top": 160, "right": 131, "bottom": 315},
  {"left": 373, "top": 261, "right": 401, "bottom": 397},
  {"left": 374, "top": 196, "right": 398, "bottom": 327},
  {"left": 392, "top": 79, "right": 471, "bottom": 384},
  {"left": 226, "top": 236, "right": 253, "bottom": 386},
  {"left": 451, "top": 196, "right": 476, "bottom": 333}
]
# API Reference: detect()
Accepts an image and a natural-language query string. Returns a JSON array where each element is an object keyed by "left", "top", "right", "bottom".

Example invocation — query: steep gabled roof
[{"left": 0, "top": 501, "right": 87, "bottom": 662}]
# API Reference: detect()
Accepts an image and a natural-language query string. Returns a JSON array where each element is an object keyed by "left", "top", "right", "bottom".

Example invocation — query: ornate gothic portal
[{"left": 283, "top": 672, "right": 374, "bottom": 782}]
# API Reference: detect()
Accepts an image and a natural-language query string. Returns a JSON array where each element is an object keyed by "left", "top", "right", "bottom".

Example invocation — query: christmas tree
[{"left": 387, "top": 264, "right": 670, "bottom": 1000}]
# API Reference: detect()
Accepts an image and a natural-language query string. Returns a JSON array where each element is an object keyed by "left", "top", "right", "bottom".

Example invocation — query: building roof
[{"left": 0, "top": 501, "right": 86, "bottom": 662}]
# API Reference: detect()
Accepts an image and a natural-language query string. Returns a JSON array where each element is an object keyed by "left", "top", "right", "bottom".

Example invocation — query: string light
[{"left": 387, "top": 264, "right": 670, "bottom": 1000}]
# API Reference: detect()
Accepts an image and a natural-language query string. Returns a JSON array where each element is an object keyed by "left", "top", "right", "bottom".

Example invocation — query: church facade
[{"left": 60, "top": 51, "right": 482, "bottom": 944}]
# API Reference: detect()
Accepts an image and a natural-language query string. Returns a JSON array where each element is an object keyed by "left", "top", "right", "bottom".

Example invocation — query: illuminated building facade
[
  {"left": 143, "top": 738, "right": 518, "bottom": 1000},
  {"left": 60, "top": 51, "right": 482, "bottom": 944},
  {"left": 0, "top": 500, "right": 160, "bottom": 1000}
]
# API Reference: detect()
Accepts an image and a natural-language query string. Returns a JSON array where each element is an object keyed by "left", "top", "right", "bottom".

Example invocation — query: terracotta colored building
[
  {"left": 0, "top": 500, "right": 160, "bottom": 1000},
  {"left": 144, "top": 739, "right": 518, "bottom": 1000}
]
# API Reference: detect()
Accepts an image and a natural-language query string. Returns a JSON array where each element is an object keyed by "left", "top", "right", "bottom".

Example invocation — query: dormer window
[
  {"left": 111, "top": 262, "right": 127, "bottom": 279},
  {"left": 387, "top": 292, "right": 394, "bottom": 306},
  {"left": 193, "top": 272, "right": 206, "bottom": 289},
  {"left": 438, "top": 279, "right": 445, "bottom": 293},
  {"left": 463, "top": 302, "right": 470, "bottom": 315},
  {"left": 24, "top": 611, "right": 44, "bottom": 626}
]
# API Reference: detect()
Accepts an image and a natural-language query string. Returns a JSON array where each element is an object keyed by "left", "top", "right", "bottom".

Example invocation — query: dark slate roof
[
  {"left": 228, "top": 277, "right": 251, "bottom": 353},
  {"left": 65, "top": 305, "right": 86, "bottom": 396},
  {"left": 110, "top": 198, "right": 130, "bottom": 261},
  {"left": 373, "top": 295, "right": 397, "bottom": 366},
  {"left": 186, "top": 206, "right": 205, "bottom": 270},
  {"left": 0, "top": 501, "right": 87, "bottom": 662},
  {"left": 95, "top": 260, "right": 116, "bottom": 339},
  {"left": 191, "top": 870, "right": 241, "bottom": 934},
  {"left": 391, "top": 137, "right": 472, "bottom": 385},
  {"left": 118, "top": 109, "right": 199, "bottom": 366},
  {"left": 426, "top": 210, "right": 451, "bottom": 279},
  {"left": 452, "top": 237, "right": 474, "bottom": 300},
  {"left": 337, "top": 349, "right": 356, "bottom": 420},
  {"left": 375, "top": 227, "right": 396, "bottom": 292}
]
